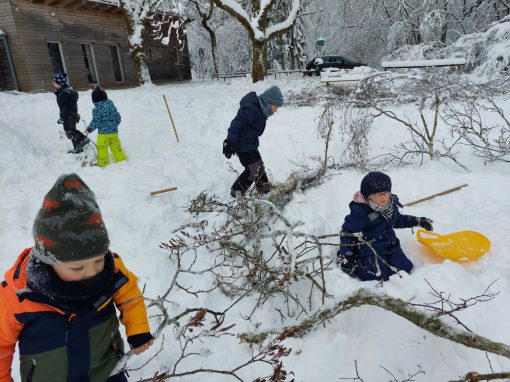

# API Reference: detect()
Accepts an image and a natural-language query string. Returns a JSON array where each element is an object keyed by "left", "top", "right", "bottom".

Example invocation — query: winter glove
[
  {"left": 127, "top": 332, "right": 154, "bottom": 354},
  {"left": 223, "top": 139, "right": 236, "bottom": 159},
  {"left": 336, "top": 250, "right": 356, "bottom": 274},
  {"left": 412, "top": 216, "right": 434, "bottom": 231}
]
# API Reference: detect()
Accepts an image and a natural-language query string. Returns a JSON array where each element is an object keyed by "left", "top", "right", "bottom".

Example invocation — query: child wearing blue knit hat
[
  {"left": 52, "top": 73, "right": 88, "bottom": 154},
  {"left": 223, "top": 85, "right": 283, "bottom": 196},
  {"left": 337, "top": 171, "right": 434, "bottom": 281}
]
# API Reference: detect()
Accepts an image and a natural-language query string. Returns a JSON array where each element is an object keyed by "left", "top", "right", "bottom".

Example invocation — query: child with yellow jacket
[{"left": 0, "top": 173, "right": 153, "bottom": 382}]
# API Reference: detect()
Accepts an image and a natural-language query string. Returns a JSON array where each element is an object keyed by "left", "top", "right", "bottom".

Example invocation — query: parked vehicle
[{"left": 305, "top": 55, "right": 366, "bottom": 75}]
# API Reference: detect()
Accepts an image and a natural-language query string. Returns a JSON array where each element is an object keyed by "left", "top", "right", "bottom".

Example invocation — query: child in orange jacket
[{"left": 0, "top": 173, "right": 153, "bottom": 382}]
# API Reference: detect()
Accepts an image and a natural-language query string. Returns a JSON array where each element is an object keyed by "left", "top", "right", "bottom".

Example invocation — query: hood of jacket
[{"left": 239, "top": 91, "right": 262, "bottom": 110}]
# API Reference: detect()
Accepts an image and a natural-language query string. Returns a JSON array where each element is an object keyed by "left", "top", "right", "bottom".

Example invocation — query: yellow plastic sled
[{"left": 416, "top": 229, "right": 491, "bottom": 262}]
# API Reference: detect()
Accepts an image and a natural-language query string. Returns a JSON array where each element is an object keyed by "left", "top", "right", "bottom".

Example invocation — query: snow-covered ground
[{"left": 1, "top": 76, "right": 509, "bottom": 381}]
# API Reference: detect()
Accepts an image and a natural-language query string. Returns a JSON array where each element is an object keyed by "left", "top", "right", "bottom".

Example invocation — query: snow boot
[
  {"left": 68, "top": 147, "right": 84, "bottom": 154},
  {"left": 76, "top": 136, "right": 91, "bottom": 148},
  {"left": 256, "top": 182, "right": 272, "bottom": 194}
]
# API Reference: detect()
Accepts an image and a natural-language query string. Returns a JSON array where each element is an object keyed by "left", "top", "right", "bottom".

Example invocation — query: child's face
[
  {"left": 52, "top": 81, "right": 61, "bottom": 90},
  {"left": 270, "top": 104, "right": 279, "bottom": 113},
  {"left": 369, "top": 191, "right": 391, "bottom": 206},
  {"left": 52, "top": 255, "right": 106, "bottom": 281}
]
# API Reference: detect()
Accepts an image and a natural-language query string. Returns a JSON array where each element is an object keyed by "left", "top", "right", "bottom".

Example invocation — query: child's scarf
[
  {"left": 367, "top": 197, "right": 394, "bottom": 220},
  {"left": 26, "top": 252, "right": 115, "bottom": 310}
]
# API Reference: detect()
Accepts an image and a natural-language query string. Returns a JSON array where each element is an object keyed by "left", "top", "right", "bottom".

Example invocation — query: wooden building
[{"left": 0, "top": 0, "right": 191, "bottom": 92}]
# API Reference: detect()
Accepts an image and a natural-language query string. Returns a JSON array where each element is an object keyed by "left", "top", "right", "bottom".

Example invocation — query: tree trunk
[
  {"left": 128, "top": 41, "right": 152, "bottom": 85},
  {"left": 280, "top": 38, "right": 286, "bottom": 70},
  {"left": 210, "top": 35, "right": 219, "bottom": 77},
  {"left": 252, "top": 40, "right": 267, "bottom": 82},
  {"left": 202, "top": 19, "right": 219, "bottom": 75},
  {"left": 119, "top": 3, "right": 152, "bottom": 85}
]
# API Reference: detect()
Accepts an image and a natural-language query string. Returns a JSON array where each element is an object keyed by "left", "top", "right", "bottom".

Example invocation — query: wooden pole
[
  {"left": 162, "top": 95, "right": 180, "bottom": 142},
  {"left": 403, "top": 184, "right": 468, "bottom": 207},
  {"left": 150, "top": 187, "right": 177, "bottom": 196}
]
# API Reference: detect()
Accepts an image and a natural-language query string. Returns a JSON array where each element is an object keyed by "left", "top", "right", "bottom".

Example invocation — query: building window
[
  {"left": 174, "top": 47, "right": 180, "bottom": 64},
  {"left": 81, "top": 43, "right": 98, "bottom": 84},
  {"left": 109, "top": 45, "right": 124, "bottom": 82},
  {"left": 47, "top": 42, "right": 66, "bottom": 74}
]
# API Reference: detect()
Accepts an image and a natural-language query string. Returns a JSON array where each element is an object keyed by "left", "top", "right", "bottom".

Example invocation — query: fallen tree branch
[
  {"left": 403, "top": 184, "right": 468, "bottom": 207},
  {"left": 449, "top": 371, "right": 510, "bottom": 382},
  {"left": 239, "top": 288, "right": 510, "bottom": 360}
]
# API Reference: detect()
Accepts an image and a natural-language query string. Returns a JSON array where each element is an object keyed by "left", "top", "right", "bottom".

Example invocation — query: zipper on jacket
[
  {"left": 27, "top": 359, "right": 36, "bottom": 382},
  {"left": 65, "top": 313, "right": 76, "bottom": 344}
]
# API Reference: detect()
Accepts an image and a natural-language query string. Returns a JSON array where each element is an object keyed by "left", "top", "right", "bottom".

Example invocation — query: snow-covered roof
[
  {"left": 382, "top": 58, "right": 466, "bottom": 68},
  {"left": 87, "top": 0, "right": 119, "bottom": 6}
]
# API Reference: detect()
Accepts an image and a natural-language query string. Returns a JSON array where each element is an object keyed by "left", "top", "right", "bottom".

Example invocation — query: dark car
[{"left": 305, "top": 55, "right": 365, "bottom": 75}]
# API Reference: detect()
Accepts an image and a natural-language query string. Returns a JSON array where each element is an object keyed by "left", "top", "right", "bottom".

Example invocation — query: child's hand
[
  {"left": 83, "top": 129, "right": 89, "bottom": 136},
  {"left": 127, "top": 332, "right": 155, "bottom": 355},
  {"left": 131, "top": 338, "right": 154, "bottom": 354},
  {"left": 418, "top": 217, "right": 434, "bottom": 231}
]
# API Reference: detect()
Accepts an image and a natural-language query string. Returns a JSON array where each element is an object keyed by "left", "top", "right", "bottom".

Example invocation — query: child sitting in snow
[
  {"left": 84, "top": 86, "right": 127, "bottom": 167},
  {"left": 337, "top": 171, "right": 434, "bottom": 281},
  {"left": 0, "top": 173, "right": 153, "bottom": 382}
]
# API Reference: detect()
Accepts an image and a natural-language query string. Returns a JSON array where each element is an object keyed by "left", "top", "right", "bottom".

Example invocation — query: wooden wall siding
[
  {"left": 143, "top": 25, "right": 191, "bottom": 82},
  {"left": 1, "top": 0, "right": 192, "bottom": 92},
  {"left": 0, "top": 0, "right": 27, "bottom": 90},
  {"left": 7, "top": 0, "right": 139, "bottom": 91}
]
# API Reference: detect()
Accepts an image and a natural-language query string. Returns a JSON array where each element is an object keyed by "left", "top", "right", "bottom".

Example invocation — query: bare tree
[
  {"left": 442, "top": 78, "right": 510, "bottom": 163},
  {"left": 189, "top": 0, "right": 221, "bottom": 75},
  {"left": 209, "top": 0, "right": 301, "bottom": 81}
]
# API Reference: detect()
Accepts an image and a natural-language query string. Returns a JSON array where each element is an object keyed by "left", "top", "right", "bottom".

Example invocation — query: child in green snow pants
[
  {"left": 85, "top": 86, "right": 127, "bottom": 168},
  {"left": 97, "top": 133, "right": 126, "bottom": 167}
]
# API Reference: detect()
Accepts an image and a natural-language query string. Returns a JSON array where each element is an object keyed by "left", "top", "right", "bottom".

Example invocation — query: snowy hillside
[{"left": 1, "top": 77, "right": 510, "bottom": 381}]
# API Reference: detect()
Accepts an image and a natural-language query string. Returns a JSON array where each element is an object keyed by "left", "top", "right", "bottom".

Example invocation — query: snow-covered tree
[
  {"left": 118, "top": 0, "right": 166, "bottom": 84},
  {"left": 209, "top": 0, "right": 302, "bottom": 81},
  {"left": 118, "top": 0, "right": 190, "bottom": 84},
  {"left": 420, "top": 9, "right": 446, "bottom": 43},
  {"left": 190, "top": 0, "right": 220, "bottom": 75},
  {"left": 266, "top": 0, "right": 307, "bottom": 70},
  {"left": 387, "top": 20, "right": 409, "bottom": 50}
]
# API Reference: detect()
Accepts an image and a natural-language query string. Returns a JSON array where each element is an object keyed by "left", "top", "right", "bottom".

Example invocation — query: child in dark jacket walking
[
  {"left": 0, "top": 173, "right": 154, "bottom": 382},
  {"left": 338, "top": 172, "right": 434, "bottom": 281},
  {"left": 84, "top": 86, "right": 127, "bottom": 167},
  {"left": 52, "top": 73, "right": 87, "bottom": 154},
  {"left": 223, "top": 85, "right": 284, "bottom": 197}
]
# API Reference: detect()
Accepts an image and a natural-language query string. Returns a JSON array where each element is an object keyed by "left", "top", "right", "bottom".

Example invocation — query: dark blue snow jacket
[
  {"left": 338, "top": 192, "right": 416, "bottom": 281},
  {"left": 227, "top": 92, "right": 267, "bottom": 153}
]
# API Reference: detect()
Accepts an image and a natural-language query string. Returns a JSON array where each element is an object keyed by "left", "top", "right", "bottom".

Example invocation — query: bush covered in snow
[{"left": 384, "top": 15, "right": 510, "bottom": 79}]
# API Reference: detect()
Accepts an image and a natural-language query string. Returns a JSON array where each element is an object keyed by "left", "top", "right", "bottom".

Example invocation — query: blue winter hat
[
  {"left": 360, "top": 171, "right": 392, "bottom": 197},
  {"left": 259, "top": 85, "right": 284, "bottom": 107},
  {"left": 52, "top": 72, "right": 68, "bottom": 86}
]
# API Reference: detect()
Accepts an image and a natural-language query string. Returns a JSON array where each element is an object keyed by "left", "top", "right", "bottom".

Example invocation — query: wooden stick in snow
[
  {"left": 150, "top": 187, "right": 177, "bottom": 196},
  {"left": 163, "top": 95, "right": 180, "bottom": 142},
  {"left": 403, "top": 184, "right": 468, "bottom": 207}
]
